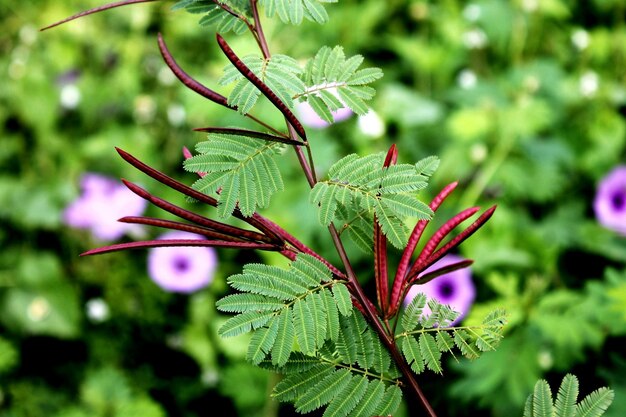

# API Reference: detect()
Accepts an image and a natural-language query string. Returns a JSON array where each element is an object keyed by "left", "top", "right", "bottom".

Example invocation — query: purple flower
[
  {"left": 594, "top": 166, "right": 626, "bottom": 235},
  {"left": 63, "top": 173, "right": 148, "bottom": 241},
  {"left": 295, "top": 89, "right": 353, "bottom": 128},
  {"left": 147, "top": 231, "right": 218, "bottom": 293},
  {"left": 404, "top": 254, "right": 475, "bottom": 325}
]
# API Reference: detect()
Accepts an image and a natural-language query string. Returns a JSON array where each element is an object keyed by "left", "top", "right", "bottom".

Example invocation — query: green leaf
[
  {"left": 295, "top": 368, "right": 352, "bottom": 413},
  {"left": 293, "top": 299, "right": 316, "bottom": 356},
  {"left": 555, "top": 374, "right": 578, "bottom": 417},
  {"left": 402, "top": 292, "right": 427, "bottom": 331},
  {"left": 273, "top": 364, "right": 334, "bottom": 402},
  {"left": 186, "top": 133, "right": 284, "bottom": 218},
  {"left": 292, "top": 254, "right": 333, "bottom": 285},
  {"left": 216, "top": 293, "right": 285, "bottom": 313},
  {"left": 419, "top": 333, "right": 442, "bottom": 374},
  {"left": 271, "top": 307, "right": 295, "bottom": 366},
  {"left": 298, "top": 45, "right": 383, "bottom": 117},
  {"left": 532, "top": 379, "right": 554, "bottom": 417},
  {"left": 401, "top": 336, "right": 424, "bottom": 374},
  {"left": 454, "top": 329, "right": 480, "bottom": 359},
  {"left": 351, "top": 379, "right": 385, "bottom": 417},
  {"left": 373, "top": 384, "right": 403, "bottom": 416},
  {"left": 321, "top": 288, "right": 340, "bottom": 341},
  {"left": 307, "top": 292, "right": 327, "bottom": 347},
  {"left": 380, "top": 194, "right": 433, "bottom": 219},
  {"left": 218, "top": 310, "right": 275, "bottom": 338},
  {"left": 576, "top": 387, "right": 614, "bottom": 417},
  {"left": 247, "top": 320, "right": 279, "bottom": 364},
  {"left": 322, "top": 375, "right": 368, "bottom": 417},
  {"left": 261, "top": 0, "right": 332, "bottom": 24},
  {"left": 332, "top": 283, "right": 352, "bottom": 316},
  {"left": 414, "top": 155, "right": 440, "bottom": 177}
]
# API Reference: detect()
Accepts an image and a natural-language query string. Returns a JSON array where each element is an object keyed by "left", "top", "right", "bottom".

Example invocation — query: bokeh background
[{"left": 1, "top": 0, "right": 626, "bottom": 416}]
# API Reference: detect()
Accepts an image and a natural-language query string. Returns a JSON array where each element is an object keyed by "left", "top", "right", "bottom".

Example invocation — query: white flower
[
  {"left": 579, "top": 71, "right": 599, "bottom": 97},
  {"left": 571, "top": 29, "right": 590, "bottom": 51},
  {"left": 60, "top": 84, "right": 81, "bottom": 109},
  {"left": 357, "top": 109, "right": 385, "bottom": 138},
  {"left": 462, "top": 29, "right": 488, "bottom": 49},
  {"left": 457, "top": 69, "right": 477, "bottom": 89},
  {"left": 86, "top": 298, "right": 110, "bottom": 323}
]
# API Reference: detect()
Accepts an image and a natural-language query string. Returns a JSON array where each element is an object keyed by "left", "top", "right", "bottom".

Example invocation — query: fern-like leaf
[
  {"left": 401, "top": 293, "right": 427, "bottom": 332},
  {"left": 297, "top": 46, "right": 383, "bottom": 119},
  {"left": 322, "top": 375, "right": 368, "bottom": 417},
  {"left": 533, "top": 379, "right": 554, "bottom": 417},
  {"left": 373, "top": 384, "right": 403, "bottom": 416},
  {"left": 350, "top": 379, "right": 386, "bottom": 417},
  {"left": 311, "top": 153, "right": 435, "bottom": 248},
  {"left": 523, "top": 374, "right": 614, "bottom": 417},
  {"left": 402, "top": 336, "right": 425, "bottom": 374},
  {"left": 259, "top": 0, "right": 334, "bottom": 24},
  {"left": 293, "top": 298, "right": 316, "bottom": 355},
  {"left": 295, "top": 368, "right": 352, "bottom": 413},
  {"left": 219, "top": 53, "right": 305, "bottom": 113},
  {"left": 271, "top": 307, "right": 295, "bottom": 366},
  {"left": 273, "top": 364, "right": 335, "bottom": 402},
  {"left": 247, "top": 320, "right": 279, "bottom": 364},
  {"left": 174, "top": 1, "right": 251, "bottom": 34},
  {"left": 185, "top": 132, "right": 285, "bottom": 218},
  {"left": 576, "top": 388, "right": 614, "bottom": 417},
  {"left": 555, "top": 374, "right": 579, "bottom": 417},
  {"left": 419, "top": 333, "right": 442, "bottom": 374}
]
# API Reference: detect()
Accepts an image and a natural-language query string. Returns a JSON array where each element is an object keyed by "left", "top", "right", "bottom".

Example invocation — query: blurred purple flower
[
  {"left": 594, "top": 166, "right": 626, "bottom": 235},
  {"left": 404, "top": 254, "right": 475, "bottom": 325},
  {"left": 295, "top": 89, "right": 352, "bottom": 129},
  {"left": 63, "top": 173, "right": 147, "bottom": 241},
  {"left": 147, "top": 231, "right": 218, "bottom": 293}
]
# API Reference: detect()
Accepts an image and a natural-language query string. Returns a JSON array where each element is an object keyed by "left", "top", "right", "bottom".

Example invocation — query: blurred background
[{"left": 1, "top": 0, "right": 625, "bottom": 416}]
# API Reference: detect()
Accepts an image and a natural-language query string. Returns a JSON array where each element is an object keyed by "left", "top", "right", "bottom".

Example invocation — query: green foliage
[
  {"left": 398, "top": 294, "right": 506, "bottom": 375},
  {"left": 172, "top": 0, "right": 251, "bottom": 34},
  {"left": 296, "top": 46, "right": 383, "bottom": 121},
  {"left": 524, "top": 374, "right": 614, "bottom": 417},
  {"left": 184, "top": 131, "right": 285, "bottom": 217},
  {"left": 218, "top": 253, "right": 406, "bottom": 416},
  {"left": 219, "top": 54, "right": 305, "bottom": 114},
  {"left": 259, "top": 0, "right": 338, "bottom": 24},
  {"left": 310, "top": 153, "right": 436, "bottom": 248}
]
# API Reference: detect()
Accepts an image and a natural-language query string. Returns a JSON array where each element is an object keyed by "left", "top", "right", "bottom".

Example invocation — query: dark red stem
[
  {"left": 41, "top": 0, "right": 158, "bottom": 31},
  {"left": 81, "top": 239, "right": 279, "bottom": 256},
  {"left": 215, "top": 33, "right": 307, "bottom": 141}
]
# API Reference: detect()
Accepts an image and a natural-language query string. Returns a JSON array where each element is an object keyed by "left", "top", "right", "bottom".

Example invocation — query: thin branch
[
  {"left": 215, "top": 33, "right": 307, "bottom": 141},
  {"left": 81, "top": 239, "right": 279, "bottom": 256},
  {"left": 122, "top": 179, "right": 274, "bottom": 243},
  {"left": 193, "top": 126, "right": 303, "bottom": 146},
  {"left": 115, "top": 147, "right": 283, "bottom": 242},
  {"left": 118, "top": 216, "right": 250, "bottom": 242},
  {"left": 41, "top": 0, "right": 158, "bottom": 31}
]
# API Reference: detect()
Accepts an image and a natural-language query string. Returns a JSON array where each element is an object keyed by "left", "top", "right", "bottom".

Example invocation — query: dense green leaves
[
  {"left": 297, "top": 46, "right": 383, "bottom": 122},
  {"left": 398, "top": 294, "right": 506, "bottom": 376},
  {"left": 184, "top": 131, "right": 284, "bottom": 217},
  {"left": 310, "top": 152, "right": 436, "bottom": 248},
  {"left": 259, "top": 0, "right": 337, "bottom": 24},
  {"left": 218, "top": 254, "right": 354, "bottom": 360},
  {"left": 219, "top": 252, "right": 404, "bottom": 416},
  {"left": 219, "top": 54, "right": 305, "bottom": 114},
  {"left": 523, "top": 374, "right": 614, "bottom": 417},
  {"left": 172, "top": 0, "right": 251, "bottom": 34}
]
